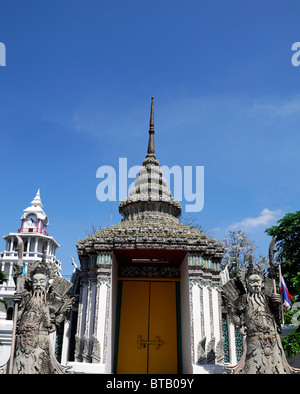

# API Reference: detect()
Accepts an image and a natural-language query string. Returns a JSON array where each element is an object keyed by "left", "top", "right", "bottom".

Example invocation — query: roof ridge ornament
[{"left": 31, "top": 188, "right": 43, "bottom": 208}]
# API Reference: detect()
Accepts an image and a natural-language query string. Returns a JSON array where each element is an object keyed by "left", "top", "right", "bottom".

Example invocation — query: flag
[{"left": 279, "top": 270, "right": 293, "bottom": 310}]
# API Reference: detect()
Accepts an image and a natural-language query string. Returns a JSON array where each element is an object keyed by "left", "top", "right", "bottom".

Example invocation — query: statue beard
[
  {"left": 247, "top": 292, "right": 266, "bottom": 308},
  {"left": 30, "top": 289, "right": 47, "bottom": 305}
]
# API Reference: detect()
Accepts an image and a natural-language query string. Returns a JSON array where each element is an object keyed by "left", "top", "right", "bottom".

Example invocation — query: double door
[{"left": 116, "top": 280, "right": 178, "bottom": 374}]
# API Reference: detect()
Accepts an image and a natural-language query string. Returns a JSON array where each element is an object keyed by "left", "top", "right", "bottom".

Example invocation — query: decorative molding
[
  {"left": 209, "top": 288, "right": 214, "bottom": 338},
  {"left": 118, "top": 264, "right": 180, "bottom": 278},
  {"left": 82, "top": 335, "right": 90, "bottom": 362},
  {"left": 188, "top": 253, "right": 221, "bottom": 271},
  {"left": 215, "top": 338, "right": 224, "bottom": 364},
  {"left": 200, "top": 285, "right": 204, "bottom": 342},
  {"left": 102, "top": 284, "right": 111, "bottom": 364},
  {"left": 196, "top": 337, "right": 217, "bottom": 365},
  {"left": 74, "top": 335, "right": 83, "bottom": 361},
  {"left": 97, "top": 252, "right": 113, "bottom": 266},
  {"left": 188, "top": 266, "right": 220, "bottom": 287},
  {"left": 189, "top": 281, "right": 195, "bottom": 364},
  {"left": 91, "top": 335, "right": 101, "bottom": 363},
  {"left": 196, "top": 337, "right": 206, "bottom": 365}
]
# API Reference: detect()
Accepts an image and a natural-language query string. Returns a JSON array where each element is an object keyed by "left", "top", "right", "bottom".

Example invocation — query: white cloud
[
  {"left": 250, "top": 97, "right": 300, "bottom": 118},
  {"left": 228, "top": 208, "right": 282, "bottom": 232}
]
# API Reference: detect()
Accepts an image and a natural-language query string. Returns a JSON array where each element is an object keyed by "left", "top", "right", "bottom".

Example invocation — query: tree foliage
[
  {"left": 0, "top": 269, "right": 7, "bottom": 285},
  {"left": 282, "top": 332, "right": 300, "bottom": 359},
  {"left": 266, "top": 211, "right": 300, "bottom": 358},
  {"left": 266, "top": 211, "right": 300, "bottom": 294}
]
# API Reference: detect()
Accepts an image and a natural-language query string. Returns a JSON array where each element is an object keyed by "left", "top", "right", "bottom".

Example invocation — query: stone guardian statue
[
  {"left": 222, "top": 243, "right": 299, "bottom": 374},
  {"left": 11, "top": 255, "right": 74, "bottom": 374}
]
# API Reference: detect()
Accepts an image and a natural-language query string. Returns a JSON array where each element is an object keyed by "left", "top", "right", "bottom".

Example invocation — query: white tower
[{"left": 0, "top": 190, "right": 62, "bottom": 363}]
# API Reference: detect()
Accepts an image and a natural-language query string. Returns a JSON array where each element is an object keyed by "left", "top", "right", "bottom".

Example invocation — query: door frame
[{"left": 113, "top": 277, "right": 182, "bottom": 374}]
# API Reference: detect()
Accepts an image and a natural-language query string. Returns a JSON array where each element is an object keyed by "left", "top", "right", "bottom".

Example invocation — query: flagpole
[
  {"left": 278, "top": 259, "right": 285, "bottom": 325},
  {"left": 268, "top": 236, "right": 277, "bottom": 294}
]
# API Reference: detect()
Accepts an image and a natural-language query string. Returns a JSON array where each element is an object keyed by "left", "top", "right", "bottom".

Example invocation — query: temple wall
[{"left": 67, "top": 252, "right": 115, "bottom": 373}]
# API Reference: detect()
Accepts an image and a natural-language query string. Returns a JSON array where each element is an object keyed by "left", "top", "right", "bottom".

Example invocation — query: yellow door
[
  {"left": 116, "top": 280, "right": 178, "bottom": 374},
  {"left": 148, "top": 281, "right": 178, "bottom": 374}
]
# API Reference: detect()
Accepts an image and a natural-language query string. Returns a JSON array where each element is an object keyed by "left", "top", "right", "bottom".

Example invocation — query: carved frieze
[
  {"left": 118, "top": 264, "right": 180, "bottom": 278},
  {"left": 91, "top": 335, "right": 100, "bottom": 363}
]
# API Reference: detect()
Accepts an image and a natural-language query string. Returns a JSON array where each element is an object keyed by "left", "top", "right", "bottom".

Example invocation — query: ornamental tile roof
[{"left": 77, "top": 99, "right": 224, "bottom": 259}]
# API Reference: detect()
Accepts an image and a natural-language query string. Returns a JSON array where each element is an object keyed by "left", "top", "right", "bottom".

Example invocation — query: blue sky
[{"left": 0, "top": 1, "right": 300, "bottom": 278}]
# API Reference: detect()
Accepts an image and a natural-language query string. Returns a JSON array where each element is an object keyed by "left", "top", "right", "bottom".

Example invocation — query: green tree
[
  {"left": 265, "top": 211, "right": 300, "bottom": 294},
  {"left": 266, "top": 211, "right": 300, "bottom": 359},
  {"left": 282, "top": 332, "right": 300, "bottom": 359},
  {"left": 0, "top": 269, "right": 7, "bottom": 285}
]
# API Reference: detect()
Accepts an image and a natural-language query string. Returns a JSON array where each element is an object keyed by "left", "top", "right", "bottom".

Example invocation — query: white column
[
  {"left": 61, "top": 319, "right": 71, "bottom": 365},
  {"left": 46, "top": 240, "right": 50, "bottom": 256},
  {"left": 91, "top": 278, "right": 101, "bottom": 363},
  {"left": 9, "top": 237, "right": 14, "bottom": 252},
  {"left": 80, "top": 283, "right": 88, "bottom": 340},
  {"left": 96, "top": 279, "right": 111, "bottom": 366},
  {"left": 27, "top": 237, "right": 31, "bottom": 254},
  {"left": 89, "top": 280, "right": 97, "bottom": 356},
  {"left": 191, "top": 283, "right": 202, "bottom": 364},
  {"left": 212, "top": 288, "right": 221, "bottom": 345},
  {"left": 34, "top": 237, "right": 39, "bottom": 256},
  {"left": 228, "top": 320, "right": 237, "bottom": 365},
  {"left": 8, "top": 262, "right": 13, "bottom": 285},
  {"left": 83, "top": 273, "right": 97, "bottom": 362},
  {"left": 75, "top": 275, "right": 88, "bottom": 361},
  {"left": 202, "top": 285, "right": 211, "bottom": 346}
]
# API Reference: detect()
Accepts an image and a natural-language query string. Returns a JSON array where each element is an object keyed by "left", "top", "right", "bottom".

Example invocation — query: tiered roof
[{"left": 77, "top": 98, "right": 224, "bottom": 260}]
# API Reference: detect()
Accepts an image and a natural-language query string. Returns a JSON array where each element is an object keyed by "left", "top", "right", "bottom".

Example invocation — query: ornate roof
[
  {"left": 77, "top": 98, "right": 224, "bottom": 260},
  {"left": 78, "top": 212, "right": 224, "bottom": 258},
  {"left": 21, "top": 189, "right": 49, "bottom": 224}
]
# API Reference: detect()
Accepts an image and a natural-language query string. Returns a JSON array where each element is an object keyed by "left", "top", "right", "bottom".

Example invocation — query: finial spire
[
  {"left": 147, "top": 97, "right": 155, "bottom": 155},
  {"left": 149, "top": 97, "right": 154, "bottom": 133},
  {"left": 31, "top": 188, "right": 43, "bottom": 208}
]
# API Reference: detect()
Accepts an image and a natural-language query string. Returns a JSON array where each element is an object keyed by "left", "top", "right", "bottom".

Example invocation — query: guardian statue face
[
  {"left": 32, "top": 273, "right": 48, "bottom": 292},
  {"left": 246, "top": 274, "right": 262, "bottom": 294}
]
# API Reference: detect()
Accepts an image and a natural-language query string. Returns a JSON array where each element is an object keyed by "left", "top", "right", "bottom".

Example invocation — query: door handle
[
  {"left": 154, "top": 336, "right": 164, "bottom": 350},
  {"left": 137, "top": 335, "right": 143, "bottom": 349},
  {"left": 137, "top": 335, "right": 164, "bottom": 350}
]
